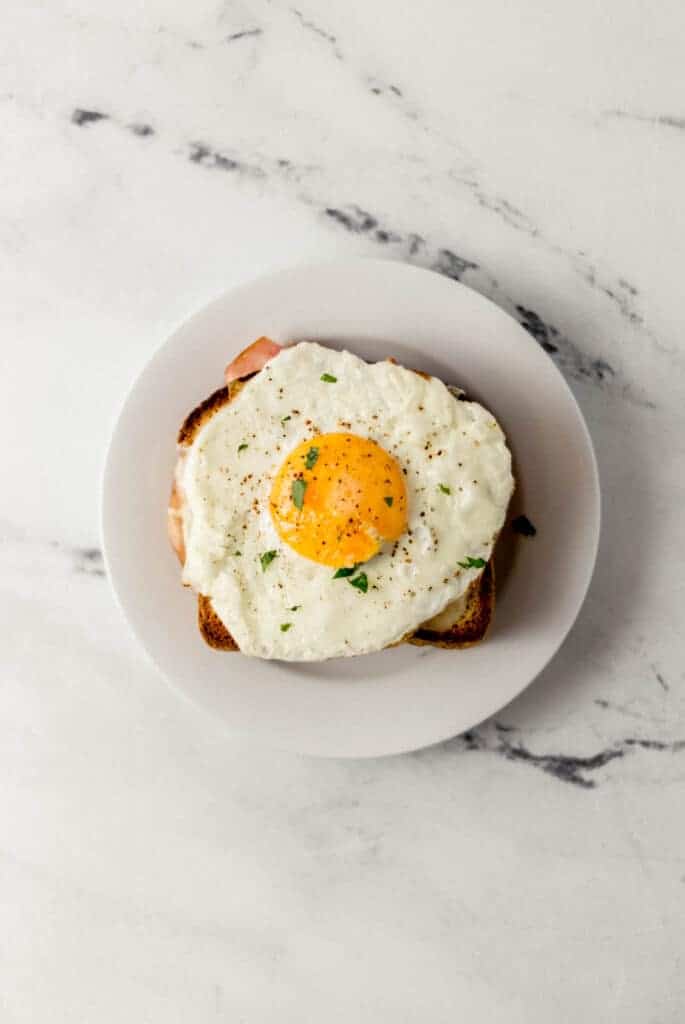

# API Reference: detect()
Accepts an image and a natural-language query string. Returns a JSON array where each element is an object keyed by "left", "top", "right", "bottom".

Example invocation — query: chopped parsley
[
  {"left": 281, "top": 414, "right": 291, "bottom": 424},
  {"left": 237, "top": 443, "right": 248, "bottom": 452},
  {"left": 333, "top": 565, "right": 358, "bottom": 579},
  {"left": 438, "top": 483, "right": 451, "bottom": 495},
  {"left": 383, "top": 496, "right": 394, "bottom": 507},
  {"left": 304, "top": 446, "right": 319, "bottom": 469},
  {"left": 320, "top": 373, "right": 337, "bottom": 383},
  {"left": 234, "top": 551, "right": 242, "bottom": 556},
  {"left": 291, "top": 478, "right": 307, "bottom": 509},
  {"left": 289, "top": 605, "right": 301, "bottom": 612},
  {"left": 260, "top": 550, "right": 278, "bottom": 571},
  {"left": 349, "top": 572, "right": 368, "bottom": 593},
  {"left": 280, "top": 622, "right": 292, "bottom": 632},
  {"left": 458, "top": 556, "right": 486, "bottom": 570}
]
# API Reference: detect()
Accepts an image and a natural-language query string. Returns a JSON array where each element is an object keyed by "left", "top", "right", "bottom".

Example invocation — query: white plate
[{"left": 102, "top": 260, "right": 600, "bottom": 757}]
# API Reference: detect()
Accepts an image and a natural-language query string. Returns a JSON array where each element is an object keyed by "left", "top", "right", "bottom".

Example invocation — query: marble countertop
[{"left": 2, "top": 1, "right": 684, "bottom": 1020}]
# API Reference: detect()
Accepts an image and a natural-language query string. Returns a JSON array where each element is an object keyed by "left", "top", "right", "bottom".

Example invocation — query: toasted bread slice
[{"left": 174, "top": 366, "right": 495, "bottom": 653}]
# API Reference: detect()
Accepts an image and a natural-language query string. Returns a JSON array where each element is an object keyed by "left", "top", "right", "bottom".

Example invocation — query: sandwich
[{"left": 168, "top": 338, "right": 514, "bottom": 661}]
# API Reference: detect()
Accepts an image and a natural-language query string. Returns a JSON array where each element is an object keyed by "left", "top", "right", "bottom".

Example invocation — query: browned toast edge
[
  {"left": 177, "top": 381, "right": 251, "bottom": 447},
  {"left": 408, "top": 559, "right": 494, "bottom": 648},
  {"left": 198, "top": 594, "right": 239, "bottom": 650}
]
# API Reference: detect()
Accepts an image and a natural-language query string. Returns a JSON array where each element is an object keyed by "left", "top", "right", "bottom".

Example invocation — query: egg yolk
[{"left": 270, "top": 433, "right": 408, "bottom": 568}]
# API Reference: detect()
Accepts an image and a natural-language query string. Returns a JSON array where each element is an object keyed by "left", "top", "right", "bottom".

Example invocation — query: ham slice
[{"left": 224, "top": 337, "right": 282, "bottom": 385}]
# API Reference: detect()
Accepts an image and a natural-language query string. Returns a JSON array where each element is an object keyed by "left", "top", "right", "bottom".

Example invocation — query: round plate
[{"left": 102, "top": 260, "right": 600, "bottom": 757}]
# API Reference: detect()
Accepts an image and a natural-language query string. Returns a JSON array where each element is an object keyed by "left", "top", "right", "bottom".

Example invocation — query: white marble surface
[{"left": 2, "top": 1, "right": 685, "bottom": 1019}]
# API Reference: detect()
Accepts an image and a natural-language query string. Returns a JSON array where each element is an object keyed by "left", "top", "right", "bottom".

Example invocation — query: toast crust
[
  {"left": 177, "top": 365, "right": 497, "bottom": 655},
  {"left": 177, "top": 383, "right": 248, "bottom": 448},
  {"left": 408, "top": 560, "right": 494, "bottom": 648},
  {"left": 198, "top": 594, "right": 239, "bottom": 650},
  {"left": 177, "top": 386, "right": 230, "bottom": 447}
]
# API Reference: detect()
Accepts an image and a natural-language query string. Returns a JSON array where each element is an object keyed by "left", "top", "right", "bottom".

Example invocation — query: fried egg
[{"left": 180, "top": 342, "right": 514, "bottom": 660}]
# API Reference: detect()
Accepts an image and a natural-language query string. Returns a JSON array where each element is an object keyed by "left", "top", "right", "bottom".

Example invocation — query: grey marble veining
[{"left": 63, "top": 102, "right": 659, "bottom": 406}]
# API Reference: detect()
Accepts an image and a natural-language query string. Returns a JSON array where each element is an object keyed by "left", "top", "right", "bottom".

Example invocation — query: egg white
[{"left": 181, "top": 342, "right": 514, "bottom": 660}]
